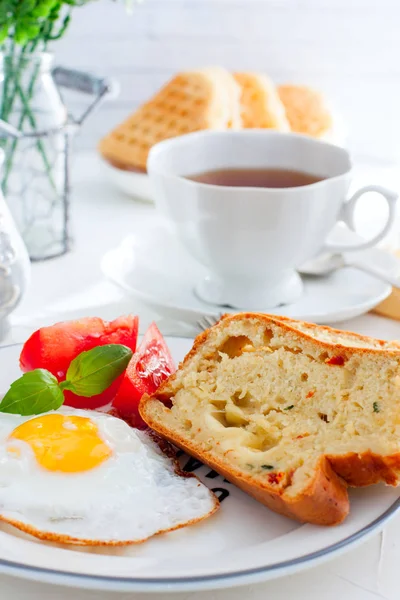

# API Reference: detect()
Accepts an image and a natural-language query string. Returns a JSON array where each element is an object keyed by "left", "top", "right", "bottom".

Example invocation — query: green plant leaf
[
  {"left": 0, "top": 7, "right": 10, "bottom": 23},
  {"left": 31, "top": 4, "right": 51, "bottom": 17},
  {"left": 18, "top": 0, "right": 36, "bottom": 17},
  {"left": 62, "top": 344, "right": 133, "bottom": 397},
  {"left": 14, "top": 26, "right": 29, "bottom": 44},
  {"left": 0, "top": 369, "right": 64, "bottom": 415},
  {"left": 24, "top": 23, "right": 41, "bottom": 38}
]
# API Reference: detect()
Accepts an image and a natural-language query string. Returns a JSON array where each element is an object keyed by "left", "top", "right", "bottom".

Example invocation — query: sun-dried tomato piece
[{"left": 325, "top": 355, "right": 345, "bottom": 366}]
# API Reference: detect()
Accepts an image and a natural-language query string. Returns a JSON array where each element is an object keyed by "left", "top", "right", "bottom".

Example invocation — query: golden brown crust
[
  {"left": 102, "top": 156, "right": 147, "bottom": 173},
  {"left": 0, "top": 502, "right": 219, "bottom": 547},
  {"left": 328, "top": 451, "right": 400, "bottom": 487},
  {"left": 140, "top": 312, "right": 400, "bottom": 526},
  {"left": 221, "top": 313, "right": 400, "bottom": 354},
  {"left": 273, "top": 314, "right": 400, "bottom": 350}
]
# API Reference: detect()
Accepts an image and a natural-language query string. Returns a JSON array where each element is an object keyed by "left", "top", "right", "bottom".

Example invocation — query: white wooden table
[{"left": 3, "top": 153, "right": 400, "bottom": 599}]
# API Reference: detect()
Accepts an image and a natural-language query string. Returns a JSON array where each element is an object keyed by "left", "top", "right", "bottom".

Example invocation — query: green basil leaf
[
  {"left": 0, "top": 369, "right": 64, "bottom": 415},
  {"left": 62, "top": 344, "right": 133, "bottom": 397}
]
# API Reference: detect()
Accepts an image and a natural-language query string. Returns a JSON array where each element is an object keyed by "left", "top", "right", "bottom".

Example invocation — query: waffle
[
  {"left": 98, "top": 67, "right": 241, "bottom": 172},
  {"left": 234, "top": 72, "right": 290, "bottom": 130},
  {"left": 278, "top": 84, "right": 334, "bottom": 139}
]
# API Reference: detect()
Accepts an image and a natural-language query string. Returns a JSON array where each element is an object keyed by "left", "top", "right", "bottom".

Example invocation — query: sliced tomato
[
  {"left": 112, "top": 322, "right": 175, "bottom": 427},
  {"left": 20, "top": 315, "right": 139, "bottom": 409}
]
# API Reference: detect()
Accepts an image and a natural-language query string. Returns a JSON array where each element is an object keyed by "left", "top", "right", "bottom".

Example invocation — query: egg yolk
[{"left": 8, "top": 414, "right": 112, "bottom": 473}]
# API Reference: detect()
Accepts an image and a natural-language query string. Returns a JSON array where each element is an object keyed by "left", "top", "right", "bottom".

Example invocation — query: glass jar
[
  {"left": 0, "top": 149, "right": 30, "bottom": 338},
  {"left": 0, "top": 52, "right": 70, "bottom": 260}
]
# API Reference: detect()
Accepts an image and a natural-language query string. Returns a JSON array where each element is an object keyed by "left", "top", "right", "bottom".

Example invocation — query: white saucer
[
  {"left": 101, "top": 223, "right": 394, "bottom": 325},
  {"left": 102, "top": 159, "right": 153, "bottom": 203}
]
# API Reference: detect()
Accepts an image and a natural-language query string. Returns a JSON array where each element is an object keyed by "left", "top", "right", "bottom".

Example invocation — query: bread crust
[
  {"left": 328, "top": 451, "right": 400, "bottom": 487},
  {"left": 139, "top": 313, "right": 400, "bottom": 526}
]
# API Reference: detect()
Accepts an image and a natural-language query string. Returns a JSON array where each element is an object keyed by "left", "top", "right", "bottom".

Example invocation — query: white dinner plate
[
  {"left": 0, "top": 340, "right": 399, "bottom": 592},
  {"left": 101, "top": 223, "right": 396, "bottom": 325}
]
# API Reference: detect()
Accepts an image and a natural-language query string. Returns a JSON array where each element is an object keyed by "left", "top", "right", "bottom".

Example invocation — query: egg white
[{"left": 0, "top": 408, "right": 218, "bottom": 545}]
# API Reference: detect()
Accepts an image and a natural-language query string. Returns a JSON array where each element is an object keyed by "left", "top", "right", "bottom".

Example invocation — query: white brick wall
[{"left": 55, "top": 0, "right": 400, "bottom": 164}]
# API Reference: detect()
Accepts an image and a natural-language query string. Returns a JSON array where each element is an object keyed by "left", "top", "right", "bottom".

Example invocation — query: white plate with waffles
[
  {"left": 101, "top": 223, "right": 397, "bottom": 326},
  {"left": 0, "top": 340, "right": 399, "bottom": 593},
  {"left": 102, "top": 159, "right": 153, "bottom": 203}
]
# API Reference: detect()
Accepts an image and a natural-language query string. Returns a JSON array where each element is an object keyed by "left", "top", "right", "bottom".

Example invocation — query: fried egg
[{"left": 0, "top": 408, "right": 218, "bottom": 545}]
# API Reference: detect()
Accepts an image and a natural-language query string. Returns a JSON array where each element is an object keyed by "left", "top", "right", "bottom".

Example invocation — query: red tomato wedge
[
  {"left": 20, "top": 315, "right": 139, "bottom": 409},
  {"left": 112, "top": 322, "right": 175, "bottom": 427}
]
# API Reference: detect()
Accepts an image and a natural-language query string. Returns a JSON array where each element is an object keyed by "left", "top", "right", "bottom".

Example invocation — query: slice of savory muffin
[{"left": 140, "top": 313, "right": 400, "bottom": 526}]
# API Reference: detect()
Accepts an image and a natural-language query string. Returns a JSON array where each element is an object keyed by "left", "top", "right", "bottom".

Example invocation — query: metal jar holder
[{"left": 0, "top": 67, "right": 113, "bottom": 260}]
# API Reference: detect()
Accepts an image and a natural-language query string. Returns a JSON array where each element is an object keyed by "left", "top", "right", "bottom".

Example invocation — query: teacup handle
[{"left": 323, "top": 185, "right": 398, "bottom": 253}]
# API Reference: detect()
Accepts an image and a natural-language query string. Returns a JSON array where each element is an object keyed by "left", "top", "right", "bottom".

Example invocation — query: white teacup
[{"left": 148, "top": 131, "right": 398, "bottom": 309}]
